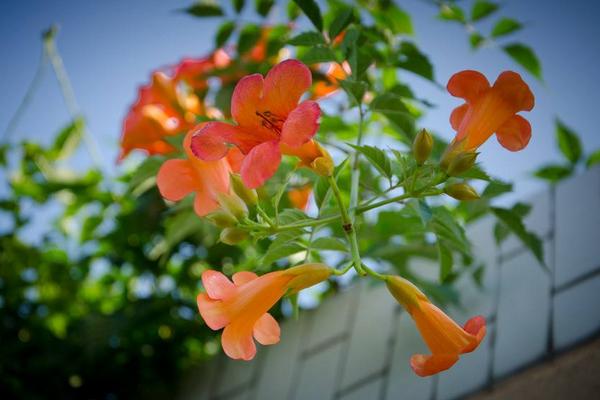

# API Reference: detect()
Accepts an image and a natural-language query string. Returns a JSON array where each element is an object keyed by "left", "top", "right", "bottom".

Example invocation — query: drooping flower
[
  {"left": 156, "top": 129, "right": 242, "bottom": 216},
  {"left": 443, "top": 70, "right": 534, "bottom": 163},
  {"left": 288, "top": 184, "right": 312, "bottom": 211},
  {"left": 197, "top": 263, "right": 332, "bottom": 360},
  {"left": 190, "top": 59, "right": 322, "bottom": 189},
  {"left": 385, "top": 275, "right": 486, "bottom": 377},
  {"left": 312, "top": 62, "right": 348, "bottom": 99}
]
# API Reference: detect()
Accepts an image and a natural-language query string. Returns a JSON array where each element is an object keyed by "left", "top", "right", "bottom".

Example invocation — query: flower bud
[
  {"left": 310, "top": 143, "right": 334, "bottom": 177},
  {"left": 230, "top": 174, "right": 258, "bottom": 206},
  {"left": 444, "top": 183, "right": 480, "bottom": 201},
  {"left": 385, "top": 275, "right": 428, "bottom": 310},
  {"left": 285, "top": 263, "right": 332, "bottom": 293},
  {"left": 446, "top": 151, "right": 478, "bottom": 176},
  {"left": 216, "top": 193, "right": 248, "bottom": 221},
  {"left": 205, "top": 210, "right": 238, "bottom": 228},
  {"left": 219, "top": 227, "right": 248, "bottom": 245},
  {"left": 413, "top": 129, "right": 433, "bottom": 165}
]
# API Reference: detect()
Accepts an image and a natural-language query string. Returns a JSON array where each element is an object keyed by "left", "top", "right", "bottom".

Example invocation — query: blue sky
[{"left": 1, "top": 0, "right": 599, "bottom": 200}]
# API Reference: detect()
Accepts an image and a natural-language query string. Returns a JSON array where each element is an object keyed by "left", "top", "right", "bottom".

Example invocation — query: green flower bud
[
  {"left": 230, "top": 174, "right": 258, "bottom": 206},
  {"left": 413, "top": 129, "right": 433, "bottom": 165},
  {"left": 205, "top": 210, "right": 237, "bottom": 228},
  {"left": 216, "top": 193, "right": 248, "bottom": 221},
  {"left": 219, "top": 227, "right": 248, "bottom": 245},
  {"left": 446, "top": 152, "right": 478, "bottom": 176},
  {"left": 444, "top": 182, "right": 480, "bottom": 201}
]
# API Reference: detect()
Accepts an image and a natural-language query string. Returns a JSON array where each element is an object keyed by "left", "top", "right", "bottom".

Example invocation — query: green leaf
[
  {"left": 469, "top": 32, "right": 485, "bottom": 49},
  {"left": 81, "top": 215, "right": 103, "bottom": 242},
  {"left": 215, "top": 21, "right": 236, "bottom": 48},
  {"left": 438, "top": 241, "right": 454, "bottom": 282},
  {"left": 586, "top": 149, "right": 600, "bottom": 168},
  {"left": 311, "top": 237, "right": 348, "bottom": 252},
  {"left": 255, "top": 0, "right": 274, "bottom": 16},
  {"left": 471, "top": 0, "right": 499, "bottom": 21},
  {"left": 232, "top": 0, "right": 245, "bottom": 13},
  {"left": 371, "top": 3, "right": 413, "bottom": 35},
  {"left": 438, "top": 4, "right": 466, "bottom": 23},
  {"left": 292, "top": 0, "right": 323, "bottom": 31},
  {"left": 278, "top": 209, "right": 309, "bottom": 225},
  {"left": 128, "top": 156, "right": 165, "bottom": 193},
  {"left": 503, "top": 43, "right": 542, "bottom": 79},
  {"left": 348, "top": 144, "right": 392, "bottom": 179},
  {"left": 491, "top": 17, "right": 522, "bottom": 38},
  {"left": 482, "top": 180, "right": 512, "bottom": 198},
  {"left": 339, "top": 79, "right": 367, "bottom": 105},
  {"left": 370, "top": 93, "right": 415, "bottom": 138},
  {"left": 533, "top": 164, "right": 573, "bottom": 183},
  {"left": 328, "top": 7, "right": 354, "bottom": 40},
  {"left": 299, "top": 46, "right": 336, "bottom": 64},
  {"left": 49, "top": 117, "right": 84, "bottom": 160},
  {"left": 555, "top": 119, "right": 582, "bottom": 164},
  {"left": 262, "top": 242, "right": 305, "bottom": 266},
  {"left": 492, "top": 207, "right": 545, "bottom": 266},
  {"left": 395, "top": 42, "right": 434, "bottom": 81},
  {"left": 288, "top": 31, "right": 325, "bottom": 46},
  {"left": 184, "top": 3, "right": 224, "bottom": 17},
  {"left": 430, "top": 207, "right": 470, "bottom": 256},
  {"left": 238, "top": 24, "right": 262, "bottom": 54}
]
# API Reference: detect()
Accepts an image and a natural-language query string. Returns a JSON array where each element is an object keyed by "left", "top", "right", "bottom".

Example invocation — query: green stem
[{"left": 256, "top": 205, "right": 275, "bottom": 228}]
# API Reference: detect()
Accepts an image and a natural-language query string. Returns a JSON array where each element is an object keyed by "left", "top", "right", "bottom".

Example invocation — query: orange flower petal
[
  {"left": 263, "top": 59, "right": 312, "bottom": 117},
  {"left": 232, "top": 271, "right": 259, "bottom": 286},
  {"left": 226, "top": 147, "right": 244, "bottom": 173},
  {"left": 288, "top": 185, "right": 312, "bottom": 211},
  {"left": 410, "top": 353, "right": 459, "bottom": 377},
  {"left": 222, "top": 323, "right": 256, "bottom": 361},
  {"left": 492, "top": 71, "right": 534, "bottom": 112},
  {"left": 462, "top": 316, "right": 487, "bottom": 352},
  {"left": 449, "top": 103, "right": 469, "bottom": 131},
  {"left": 447, "top": 70, "right": 490, "bottom": 103},
  {"left": 197, "top": 292, "right": 229, "bottom": 330},
  {"left": 240, "top": 140, "right": 281, "bottom": 189},
  {"left": 156, "top": 159, "right": 197, "bottom": 201},
  {"left": 280, "top": 101, "right": 320, "bottom": 148},
  {"left": 202, "top": 270, "right": 236, "bottom": 300},
  {"left": 495, "top": 115, "right": 532, "bottom": 152},
  {"left": 253, "top": 313, "right": 280, "bottom": 345},
  {"left": 231, "top": 73, "right": 264, "bottom": 128},
  {"left": 193, "top": 188, "right": 220, "bottom": 216}
]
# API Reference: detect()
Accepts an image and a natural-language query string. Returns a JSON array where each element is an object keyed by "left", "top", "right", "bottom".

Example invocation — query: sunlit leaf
[
  {"left": 471, "top": 0, "right": 499, "bottom": 22},
  {"left": 587, "top": 149, "right": 600, "bottom": 169},
  {"left": 293, "top": 0, "right": 323, "bottom": 31},
  {"left": 299, "top": 46, "right": 336, "bottom": 64},
  {"left": 438, "top": 4, "right": 466, "bottom": 23},
  {"left": 49, "top": 117, "right": 84, "bottom": 161},
  {"left": 533, "top": 164, "right": 573, "bottom": 183},
  {"left": 491, "top": 17, "right": 522, "bottom": 38},
  {"left": 503, "top": 43, "right": 542, "bottom": 79},
  {"left": 555, "top": 119, "right": 582, "bottom": 164},
  {"left": 348, "top": 144, "right": 392, "bottom": 180}
]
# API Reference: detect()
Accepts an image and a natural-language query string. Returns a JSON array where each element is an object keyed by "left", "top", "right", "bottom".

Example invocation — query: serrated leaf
[
  {"left": 299, "top": 46, "right": 336, "bottom": 64},
  {"left": 184, "top": 3, "right": 224, "bottom": 17},
  {"left": 288, "top": 31, "right": 325, "bottom": 46},
  {"left": 348, "top": 144, "right": 392, "bottom": 179},
  {"left": 238, "top": 24, "right": 262, "bottom": 54},
  {"left": 533, "top": 164, "right": 573, "bottom": 183},
  {"left": 311, "top": 237, "right": 348, "bottom": 252},
  {"left": 586, "top": 149, "right": 600, "bottom": 169},
  {"left": 471, "top": 0, "right": 498, "bottom": 21},
  {"left": 215, "top": 21, "right": 236, "bottom": 47},
  {"left": 255, "top": 0, "right": 274, "bottom": 16},
  {"left": 328, "top": 7, "right": 354, "bottom": 40},
  {"left": 262, "top": 242, "right": 305, "bottom": 266},
  {"left": 503, "top": 43, "right": 542, "bottom": 80},
  {"left": 395, "top": 42, "right": 434, "bottom": 81},
  {"left": 491, "top": 207, "right": 545, "bottom": 266},
  {"left": 555, "top": 119, "right": 582, "bottom": 164},
  {"left": 293, "top": 0, "right": 323, "bottom": 31},
  {"left": 491, "top": 17, "right": 522, "bottom": 38}
]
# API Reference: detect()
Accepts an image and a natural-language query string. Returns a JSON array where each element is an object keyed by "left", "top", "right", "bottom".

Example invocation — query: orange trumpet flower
[
  {"left": 156, "top": 129, "right": 241, "bottom": 216},
  {"left": 190, "top": 59, "right": 322, "bottom": 189},
  {"left": 444, "top": 70, "right": 534, "bottom": 159},
  {"left": 386, "top": 275, "right": 486, "bottom": 377},
  {"left": 197, "top": 264, "right": 332, "bottom": 360}
]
